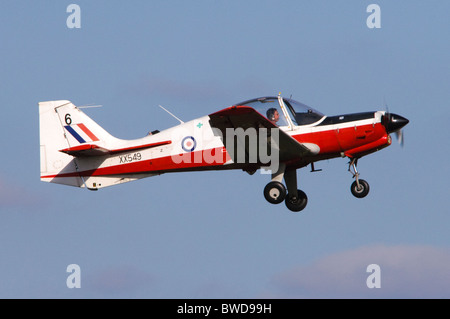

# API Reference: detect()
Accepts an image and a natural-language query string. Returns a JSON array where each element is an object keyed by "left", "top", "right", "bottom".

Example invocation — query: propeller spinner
[{"left": 382, "top": 112, "right": 409, "bottom": 146}]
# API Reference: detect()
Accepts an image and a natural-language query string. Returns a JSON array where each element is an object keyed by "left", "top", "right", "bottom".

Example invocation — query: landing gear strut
[
  {"left": 348, "top": 158, "right": 370, "bottom": 198},
  {"left": 263, "top": 164, "right": 308, "bottom": 212}
]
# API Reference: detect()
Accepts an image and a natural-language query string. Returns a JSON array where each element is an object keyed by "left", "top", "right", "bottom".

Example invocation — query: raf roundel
[{"left": 181, "top": 136, "right": 197, "bottom": 152}]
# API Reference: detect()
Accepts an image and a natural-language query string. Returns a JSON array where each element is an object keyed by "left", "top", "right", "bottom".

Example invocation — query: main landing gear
[
  {"left": 263, "top": 159, "right": 370, "bottom": 211},
  {"left": 263, "top": 163, "right": 308, "bottom": 212},
  {"left": 348, "top": 158, "right": 370, "bottom": 198}
]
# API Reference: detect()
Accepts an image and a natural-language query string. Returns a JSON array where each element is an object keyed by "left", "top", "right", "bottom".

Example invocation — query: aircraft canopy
[{"left": 235, "top": 96, "right": 324, "bottom": 126}]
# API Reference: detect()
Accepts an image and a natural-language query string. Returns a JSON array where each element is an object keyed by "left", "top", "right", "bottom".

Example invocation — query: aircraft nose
[{"left": 382, "top": 113, "right": 409, "bottom": 133}]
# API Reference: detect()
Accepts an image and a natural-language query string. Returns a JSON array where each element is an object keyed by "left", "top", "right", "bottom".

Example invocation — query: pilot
[{"left": 267, "top": 108, "right": 280, "bottom": 125}]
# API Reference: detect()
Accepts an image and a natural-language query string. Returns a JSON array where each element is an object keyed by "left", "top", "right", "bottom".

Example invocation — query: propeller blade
[{"left": 395, "top": 130, "right": 404, "bottom": 147}]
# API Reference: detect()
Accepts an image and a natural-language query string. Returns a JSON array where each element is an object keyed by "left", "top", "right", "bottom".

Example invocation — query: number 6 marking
[{"left": 65, "top": 114, "right": 72, "bottom": 125}]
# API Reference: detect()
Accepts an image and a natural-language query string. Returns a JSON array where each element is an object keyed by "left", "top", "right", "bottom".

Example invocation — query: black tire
[
  {"left": 263, "top": 181, "right": 286, "bottom": 204},
  {"left": 350, "top": 179, "right": 370, "bottom": 198},
  {"left": 285, "top": 189, "right": 308, "bottom": 212}
]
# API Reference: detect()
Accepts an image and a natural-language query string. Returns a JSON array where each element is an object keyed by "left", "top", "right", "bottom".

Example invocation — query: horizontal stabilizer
[
  {"left": 59, "top": 144, "right": 109, "bottom": 157},
  {"left": 59, "top": 140, "right": 172, "bottom": 157}
]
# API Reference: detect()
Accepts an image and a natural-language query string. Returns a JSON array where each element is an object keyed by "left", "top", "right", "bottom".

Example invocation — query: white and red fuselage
[{"left": 39, "top": 95, "right": 408, "bottom": 210}]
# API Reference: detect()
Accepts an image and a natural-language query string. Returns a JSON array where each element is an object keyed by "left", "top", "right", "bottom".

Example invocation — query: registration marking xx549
[{"left": 119, "top": 152, "right": 142, "bottom": 163}]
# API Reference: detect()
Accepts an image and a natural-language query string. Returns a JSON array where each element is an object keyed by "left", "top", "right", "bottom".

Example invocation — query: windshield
[
  {"left": 283, "top": 98, "right": 324, "bottom": 125},
  {"left": 235, "top": 96, "right": 324, "bottom": 126}
]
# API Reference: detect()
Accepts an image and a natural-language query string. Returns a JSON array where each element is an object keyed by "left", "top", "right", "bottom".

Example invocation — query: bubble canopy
[{"left": 234, "top": 96, "right": 325, "bottom": 126}]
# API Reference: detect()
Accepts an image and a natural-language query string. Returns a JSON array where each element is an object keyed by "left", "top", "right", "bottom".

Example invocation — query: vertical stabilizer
[
  {"left": 39, "top": 101, "right": 84, "bottom": 187},
  {"left": 39, "top": 100, "right": 117, "bottom": 187}
]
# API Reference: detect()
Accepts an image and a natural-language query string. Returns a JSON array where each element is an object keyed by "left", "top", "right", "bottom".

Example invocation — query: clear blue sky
[{"left": 0, "top": 0, "right": 449, "bottom": 298}]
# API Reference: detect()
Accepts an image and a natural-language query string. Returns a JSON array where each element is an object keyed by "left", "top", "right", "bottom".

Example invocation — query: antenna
[
  {"left": 158, "top": 105, "right": 184, "bottom": 124},
  {"left": 78, "top": 104, "right": 103, "bottom": 109}
]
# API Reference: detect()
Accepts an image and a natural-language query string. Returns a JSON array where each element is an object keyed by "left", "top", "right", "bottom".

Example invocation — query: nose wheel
[
  {"left": 350, "top": 179, "right": 370, "bottom": 198},
  {"left": 348, "top": 158, "right": 370, "bottom": 198}
]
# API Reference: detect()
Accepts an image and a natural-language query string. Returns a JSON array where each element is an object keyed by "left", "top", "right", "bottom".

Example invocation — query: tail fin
[{"left": 39, "top": 100, "right": 117, "bottom": 187}]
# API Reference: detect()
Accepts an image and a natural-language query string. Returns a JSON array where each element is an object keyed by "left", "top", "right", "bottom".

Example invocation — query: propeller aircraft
[{"left": 39, "top": 94, "right": 409, "bottom": 212}]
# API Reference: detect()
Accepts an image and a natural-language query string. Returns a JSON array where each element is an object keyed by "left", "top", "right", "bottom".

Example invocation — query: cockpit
[{"left": 235, "top": 96, "right": 325, "bottom": 127}]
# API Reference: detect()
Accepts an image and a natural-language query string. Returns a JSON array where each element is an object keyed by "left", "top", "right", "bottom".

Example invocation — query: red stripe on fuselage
[
  {"left": 42, "top": 122, "right": 389, "bottom": 180},
  {"left": 41, "top": 147, "right": 231, "bottom": 179}
]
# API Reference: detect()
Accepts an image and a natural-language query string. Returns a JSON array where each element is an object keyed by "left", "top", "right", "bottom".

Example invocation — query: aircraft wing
[
  {"left": 209, "top": 106, "right": 314, "bottom": 163},
  {"left": 59, "top": 140, "right": 172, "bottom": 157}
]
